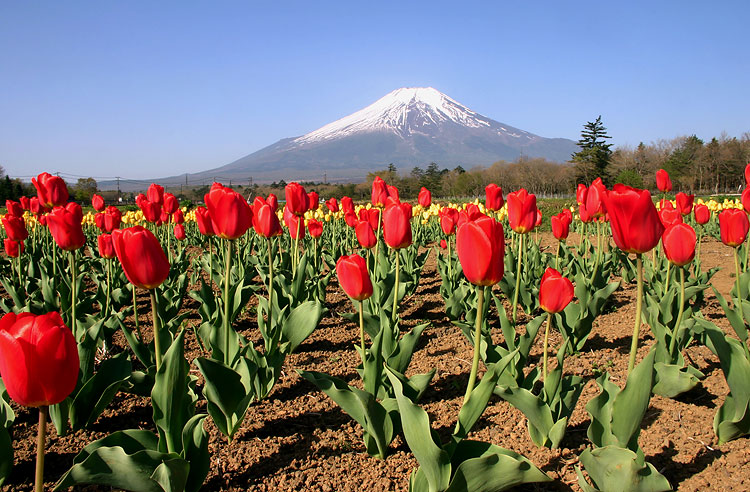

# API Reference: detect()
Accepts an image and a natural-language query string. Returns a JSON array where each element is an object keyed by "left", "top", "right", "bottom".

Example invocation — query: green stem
[
  {"left": 463, "top": 285, "right": 486, "bottom": 405},
  {"left": 392, "top": 250, "right": 400, "bottom": 323},
  {"left": 35, "top": 406, "right": 47, "bottom": 492},
  {"left": 665, "top": 262, "right": 671, "bottom": 290},
  {"left": 669, "top": 267, "right": 686, "bottom": 359},
  {"left": 359, "top": 300, "right": 366, "bottom": 362},
  {"left": 209, "top": 237, "right": 214, "bottom": 296},
  {"left": 375, "top": 208, "right": 382, "bottom": 272},
  {"left": 69, "top": 251, "right": 77, "bottom": 338},
  {"left": 223, "top": 239, "right": 233, "bottom": 365},
  {"left": 543, "top": 314, "right": 551, "bottom": 381},
  {"left": 745, "top": 231, "right": 750, "bottom": 273},
  {"left": 447, "top": 236, "right": 453, "bottom": 280},
  {"left": 149, "top": 289, "right": 162, "bottom": 370},
  {"left": 734, "top": 247, "right": 743, "bottom": 300},
  {"left": 697, "top": 227, "right": 703, "bottom": 266},
  {"left": 555, "top": 240, "right": 561, "bottom": 271},
  {"left": 105, "top": 258, "right": 111, "bottom": 317},
  {"left": 628, "top": 254, "right": 644, "bottom": 375},
  {"left": 293, "top": 219, "right": 301, "bottom": 276},
  {"left": 267, "top": 238, "right": 274, "bottom": 327},
  {"left": 512, "top": 233, "right": 524, "bottom": 325},
  {"left": 590, "top": 222, "right": 601, "bottom": 283}
]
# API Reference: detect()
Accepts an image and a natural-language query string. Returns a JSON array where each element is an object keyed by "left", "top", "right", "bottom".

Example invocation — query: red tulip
[
  {"left": 307, "top": 191, "right": 320, "bottom": 211},
  {"left": 253, "top": 202, "right": 282, "bottom": 238},
  {"left": 745, "top": 163, "right": 750, "bottom": 185},
  {"left": 98, "top": 233, "right": 116, "bottom": 259},
  {"left": 19, "top": 196, "right": 30, "bottom": 211},
  {"left": 136, "top": 194, "right": 161, "bottom": 223},
  {"left": 172, "top": 209, "right": 184, "bottom": 225},
  {"left": 383, "top": 202, "right": 412, "bottom": 249},
  {"left": 576, "top": 184, "right": 587, "bottom": 205},
  {"left": 439, "top": 207, "right": 460, "bottom": 236},
  {"left": 694, "top": 203, "right": 710, "bottom": 225},
  {"left": 47, "top": 203, "right": 85, "bottom": 251},
  {"left": 551, "top": 213, "right": 571, "bottom": 240},
  {"left": 359, "top": 208, "right": 381, "bottom": 231},
  {"left": 267, "top": 193, "right": 278, "bottom": 212},
  {"left": 159, "top": 209, "right": 170, "bottom": 225},
  {"left": 535, "top": 209, "right": 543, "bottom": 228},
  {"left": 656, "top": 169, "right": 672, "bottom": 192},
  {"left": 91, "top": 194, "right": 105, "bottom": 212},
  {"left": 585, "top": 178, "right": 607, "bottom": 218},
  {"left": 344, "top": 211, "right": 358, "bottom": 228},
  {"left": 662, "top": 223, "right": 696, "bottom": 267},
  {"left": 456, "top": 215, "right": 505, "bottom": 286},
  {"left": 602, "top": 184, "right": 664, "bottom": 254},
  {"left": 326, "top": 197, "right": 339, "bottom": 213},
  {"left": 285, "top": 210, "right": 305, "bottom": 240},
  {"left": 32, "top": 172, "right": 69, "bottom": 208},
  {"left": 341, "top": 196, "right": 354, "bottom": 214},
  {"left": 103, "top": 206, "right": 122, "bottom": 232},
  {"left": 174, "top": 223, "right": 186, "bottom": 241},
  {"left": 485, "top": 183, "right": 504, "bottom": 211},
  {"left": 675, "top": 192, "right": 694, "bottom": 215},
  {"left": 2, "top": 215, "right": 28, "bottom": 241},
  {"left": 112, "top": 226, "right": 170, "bottom": 289},
  {"left": 457, "top": 204, "right": 485, "bottom": 229},
  {"left": 507, "top": 189, "right": 537, "bottom": 234},
  {"left": 440, "top": 239, "right": 447, "bottom": 249},
  {"left": 387, "top": 185, "right": 400, "bottom": 203},
  {"left": 308, "top": 218, "right": 323, "bottom": 238},
  {"left": 355, "top": 220, "right": 377, "bottom": 249},
  {"left": 539, "top": 268, "right": 574, "bottom": 313},
  {"left": 579, "top": 204, "right": 593, "bottom": 223},
  {"left": 204, "top": 183, "right": 252, "bottom": 240},
  {"left": 94, "top": 212, "right": 105, "bottom": 231},
  {"left": 285, "top": 182, "right": 308, "bottom": 216},
  {"left": 562, "top": 208, "right": 573, "bottom": 223},
  {"left": 371, "top": 177, "right": 389, "bottom": 207},
  {"left": 719, "top": 209, "right": 750, "bottom": 247},
  {"left": 0, "top": 312, "right": 79, "bottom": 407},
  {"left": 418, "top": 187, "right": 432, "bottom": 208},
  {"left": 6, "top": 200, "right": 23, "bottom": 217},
  {"left": 163, "top": 193, "right": 178, "bottom": 214},
  {"left": 742, "top": 187, "right": 750, "bottom": 214},
  {"left": 30, "top": 197, "right": 48, "bottom": 215},
  {"left": 659, "top": 198, "right": 673, "bottom": 210},
  {"left": 4, "top": 239, "right": 23, "bottom": 258},
  {"left": 147, "top": 183, "right": 164, "bottom": 205},
  {"left": 659, "top": 207, "right": 683, "bottom": 227},
  {"left": 336, "top": 254, "right": 373, "bottom": 301}
]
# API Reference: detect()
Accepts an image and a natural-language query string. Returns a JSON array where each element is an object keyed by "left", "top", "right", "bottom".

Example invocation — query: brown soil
[{"left": 6, "top": 233, "right": 750, "bottom": 491}]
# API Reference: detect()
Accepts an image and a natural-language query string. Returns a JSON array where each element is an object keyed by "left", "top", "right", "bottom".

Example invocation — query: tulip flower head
[
  {"left": 539, "top": 268, "right": 574, "bottom": 314},
  {"left": 285, "top": 182, "right": 308, "bottom": 216},
  {"left": 456, "top": 215, "right": 505, "bottom": 286},
  {"left": 603, "top": 184, "right": 664, "bottom": 254},
  {"left": 174, "top": 223, "right": 186, "bottom": 241},
  {"left": 253, "top": 201, "right": 282, "bottom": 238},
  {"left": 662, "top": 223, "right": 696, "bottom": 267},
  {"left": 98, "top": 233, "right": 116, "bottom": 259},
  {"left": 2, "top": 215, "right": 29, "bottom": 242},
  {"left": 308, "top": 218, "right": 323, "bottom": 238},
  {"left": 19, "top": 196, "right": 30, "bottom": 211},
  {"left": 355, "top": 220, "right": 377, "bottom": 249},
  {"left": 659, "top": 207, "right": 683, "bottom": 228},
  {"left": 163, "top": 193, "right": 178, "bottom": 214},
  {"left": 103, "top": 206, "right": 123, "bottom": 232},
  {"left": 576, "top": 184, "right": 587, "bottom": 205},
  {"left": 719, "top": 209, "right": 750, "bottom": 247},
  {"left": 656, "top": 169, "right": 672, "bottom": 192},
  {"left": 32, "top": 172, "right": 69, "bottom": 208},
  {"left": 307, "top": 191, "right": 320, "bottom": 211},
  {"left": 267, "top": 193, "right": 279, "bottom": 212},
  {"left": 485, "top": 183, "right": 504, "bottom": 211},
  {"left": 418, "top": 187, "right": 432, "bottom": 208},
  {"left": 439, "top": 207, "right": 460, "bottom": 236},
  {"left": 326, "top": 197, "right": 339, "bottom": 213},
  {"left": 742, "top": 187, "right": 750, "bottom": 214},
  {"left": 205, "top": 182, "right": 253, "bottom": 240},
  {"left": 47, "top": 203, "right": 86, "bottom": 251},
  {"left": 147, "top": 183, "right": 164, "bottom": 205},
  {"left": 551, "top": 212, "right": 571, "bottom": 241},
  {"left": 336, "top": 254, "right": 373, "bottom": 301},
  {"left": 371, "top": 176, "right": 389, "bottom": 207},
  {"left": 694, "top": 203, "right": 710, "bottom": 225},
  {"left": 675, "top": 192, "right": 694, "bottom": 216},
  {"left": 383, "top": 202, "right": 413, "bottom": 249},
  {"left": 4, "top": 239, "right": 23, "bottom": 258},
  {"left": 440, "top": 239, "right": 447, "bottom": 249},
  {"left": 507, "top": 189, "right": 537, "bottom": 234},
  {"left": 6, "top": 200, "right": 23, "bottom": 217},
  {"left": 0, "top": 312, "right": 79, "bottom": 407},
  {"left": 341, "top": 196, "right": 354, "bottom": 214},
  {"left": 585, "top": 178, "right": 607, "bottom": 219},
  {"left": 112, "top": 226, "right": 170, "bottom": 289},
  {"left": 91, "top": 194, "right": 105, "bottom": 212}
]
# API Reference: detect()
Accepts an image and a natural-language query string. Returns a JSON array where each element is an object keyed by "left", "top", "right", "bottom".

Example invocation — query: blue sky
[{"left": 1, "top": 1, "right": 748, "bottom": 180}]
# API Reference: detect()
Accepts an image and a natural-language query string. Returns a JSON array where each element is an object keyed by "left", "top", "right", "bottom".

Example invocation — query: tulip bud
[
  {"left": 0, "top": 312, "right": 79, "bottom": 407},
  {"left": 539, "top": 268, "right": 574, "bottom": 314},
  {"left": 440, "top": 239, "right": 447, "bottom": 249},
  {"left": 336, "top": 254, "right": 373, "bottom": 301}
]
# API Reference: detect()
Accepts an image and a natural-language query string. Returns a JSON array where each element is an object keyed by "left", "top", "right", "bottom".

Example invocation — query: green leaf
[
  {"left": 70, "top": 351, "right": 132, "bottom": 430},
  {"left": 150, "top": 458, "right": 190, "bottom": 492},
  {"left": 611, "top": 350, "right": 656, "bottom": 450},
  {"left": 385, "top": 365, "right": 451, "bottom": 492},
  {"left": 181, "top": 414, "right": 209, "bottom": 492},
  {"left": 446, "top": 440, "right": 550, "bottom": 492},
  {"left": 653, "top": 362, "right": 701, "bottom": 398},
  {"left": 281, "top": 301, "right": 324, "bottom": 353},
  {"left": 578, "top": 446, "right": 672, "bottom": 492},
  {"left": 194, "top": 357, "right": 254, "bottom": 439}
]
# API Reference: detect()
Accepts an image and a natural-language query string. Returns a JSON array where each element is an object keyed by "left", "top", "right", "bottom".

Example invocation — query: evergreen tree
[{"left": 572, "top": 116, "right": 613, "bottom": 185}]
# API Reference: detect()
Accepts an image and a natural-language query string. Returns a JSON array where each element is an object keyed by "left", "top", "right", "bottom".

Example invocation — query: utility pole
[
  {"left": 323, "top": 172, "right": 327, "bottom": 184},
  {"left": 116, "top": 177, "right": 121, "bottom": 203}
]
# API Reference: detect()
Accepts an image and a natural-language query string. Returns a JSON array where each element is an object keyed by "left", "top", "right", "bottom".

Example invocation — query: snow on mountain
[{"left": 293, "top": 87, "right": 534, "bottom": 145}]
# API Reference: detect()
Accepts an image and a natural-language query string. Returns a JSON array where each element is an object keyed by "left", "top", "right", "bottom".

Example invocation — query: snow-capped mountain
[{"left": 178, "top": 87, "right": 578, "bottom": 183}]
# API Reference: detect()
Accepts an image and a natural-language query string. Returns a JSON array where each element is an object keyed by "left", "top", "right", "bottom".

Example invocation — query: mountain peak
[{"left": 293, "top": 86, "right": 512, "bottom": 145}]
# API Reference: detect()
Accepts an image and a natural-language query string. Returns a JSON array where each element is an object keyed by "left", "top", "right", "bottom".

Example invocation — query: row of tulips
[{"left": 1, "top": 168, "right": 750, "bottom": 491}]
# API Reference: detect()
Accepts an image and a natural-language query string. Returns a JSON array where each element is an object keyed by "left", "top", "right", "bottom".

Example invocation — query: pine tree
[{"left": 572, "top": 116, "right": 613, "bottom": 186}]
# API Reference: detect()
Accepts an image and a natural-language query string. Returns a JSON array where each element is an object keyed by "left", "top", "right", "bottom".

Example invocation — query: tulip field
[{"left": 3, "top": 172, "right": 750, "bottom": 491}]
